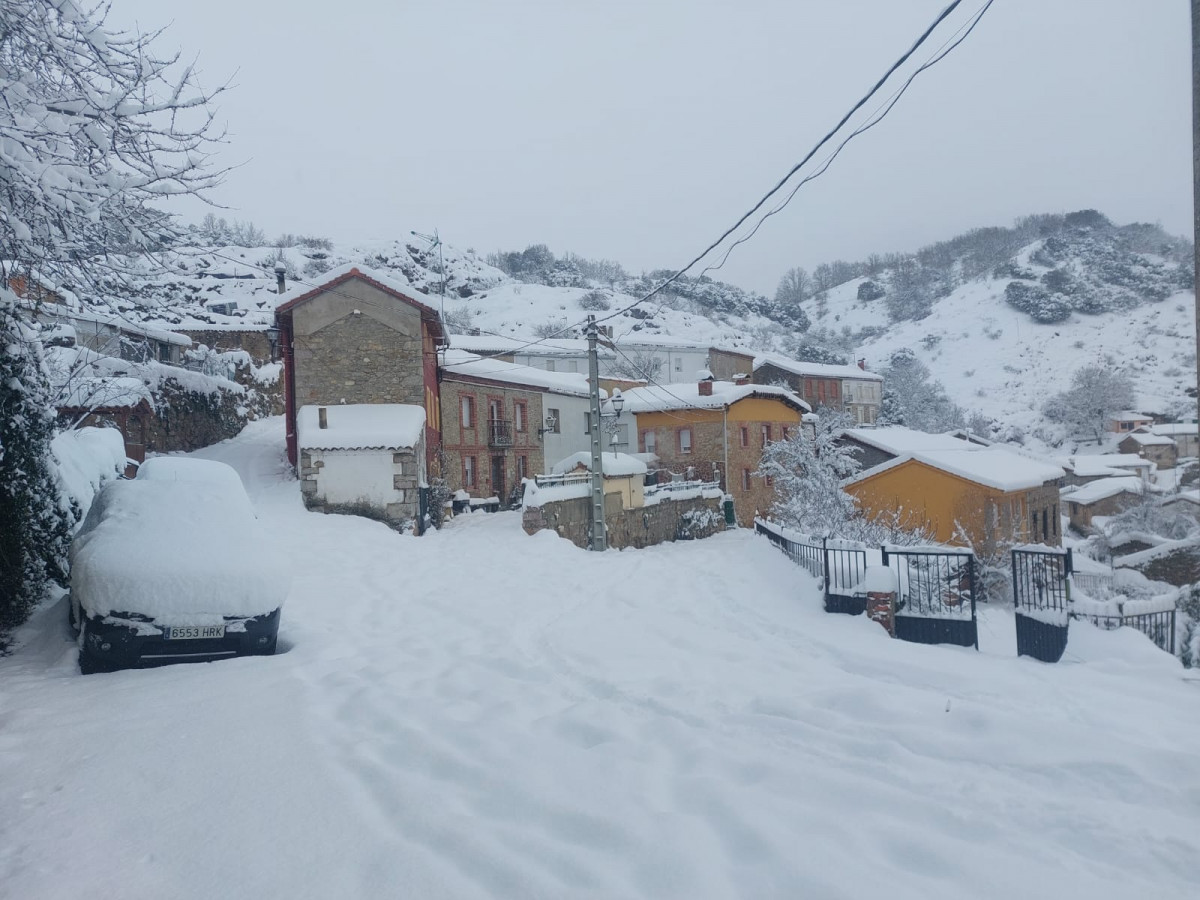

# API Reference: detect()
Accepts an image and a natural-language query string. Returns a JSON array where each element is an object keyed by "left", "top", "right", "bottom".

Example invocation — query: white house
[
  {"left": 296, "top": 403, "right": 427, "bottom": 526},
  {"left": 1150, "top": 422, "right": 1199, "bottom": 458}
]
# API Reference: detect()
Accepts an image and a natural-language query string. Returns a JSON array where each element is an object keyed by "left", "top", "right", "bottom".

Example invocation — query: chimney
[
  {"left": 318, "top": 407, "right": 328, "bottom": 429},
  {"left": 698, "top": 381, "right": 713, "bottom": 396},
  {"left": 275, "top": 261, "right": 287, "bottom": 294},
  {"left": 857, "top": 358, "right": 866, "bottom": 370}
]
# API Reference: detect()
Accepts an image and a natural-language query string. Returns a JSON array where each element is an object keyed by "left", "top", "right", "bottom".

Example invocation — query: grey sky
[{"left": 113, "top": 0, "right": 1191, "bottom": 295}]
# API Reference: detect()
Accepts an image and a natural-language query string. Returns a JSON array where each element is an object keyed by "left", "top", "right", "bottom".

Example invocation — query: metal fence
[
  {"left": 754, "top": 519, "right": 823, "bottom": 580},
  {"left": 754, "top": 520, "right": 869, "bottom": 615},
  {"left": 882, "top": 546, "right": 978, "bottom": 649},
  {"left": 645, "top": 479, "right": 721, "bottom": 497},
  {"left": 1073, "top": 609, "right": 1176, "bottom": 655}
]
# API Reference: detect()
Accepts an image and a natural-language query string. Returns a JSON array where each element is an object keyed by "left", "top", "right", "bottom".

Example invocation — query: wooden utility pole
[
  {"left": 1193, "top": 0, "right": 1200, "bottom": 422},
  {"left": 586, "top": 315, "right": 607, "bottom": 551}
]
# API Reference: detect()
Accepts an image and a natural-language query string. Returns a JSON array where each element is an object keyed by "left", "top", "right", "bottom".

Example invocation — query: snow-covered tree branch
[{"left": 0, "top": 0, "right": 229, "bottom": 295}]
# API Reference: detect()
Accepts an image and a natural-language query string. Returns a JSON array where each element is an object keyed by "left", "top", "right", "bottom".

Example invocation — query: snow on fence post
[{"left": 861, "top": 566, "right": 898, "bottom": 637}]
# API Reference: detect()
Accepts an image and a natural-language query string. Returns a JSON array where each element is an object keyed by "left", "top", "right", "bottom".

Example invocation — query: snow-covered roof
[
  {"left": 845, "top": 431, "right": 1065, "bottom": 492},
  {"left": 1150, "top": 423, "right": 1198, "bottom": 437},
  {"left": 1120, "top": 431, "right": 1175, "bottom": 447},
  {"left": 38, "top": 305, "right": 192, "bottom": 346},
  {"left": 621, "top": 381, "right": 810, "bottom": 414},
  {"left": 274, "top": 262, "right": 437, "bottom": 314},
  {"left": 754, "top": 352, "right": 882, "bottom": 382},
  {"left": 448, "top": 333, "right": 611, "bottom": 358},
  {"left": 440, "top": 349, "right": 591, "bottom": 396},
  {"left": 842, "top": 426, "right": 975, "bottom": 456},
  {"left": 551, "top": 451, "right": 648, "bottom": 477},
  {"left": 1065, "top": 476, "right": 1144, "bottom": 505},
  {"left": 1110, "top": 411, "right": 1153, "bottom": 422},
  {"left": 1066, "top": 454, "right": 1153, "bottom": 475},
  {"left": 297, "top": 404, "right": 426, "bottom": 451},
  {"left": 1161, "top": 490, "right": 1200, "bottom": 507}
]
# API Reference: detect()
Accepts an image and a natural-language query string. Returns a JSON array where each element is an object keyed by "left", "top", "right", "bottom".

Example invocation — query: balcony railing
[{"left": 488, "top": 418, "right": 514, "bottom": 447}]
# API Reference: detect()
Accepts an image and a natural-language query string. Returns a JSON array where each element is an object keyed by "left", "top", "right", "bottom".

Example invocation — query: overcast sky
[{"left": 113, "top": 0, "right": 1191, "bottom": 295}]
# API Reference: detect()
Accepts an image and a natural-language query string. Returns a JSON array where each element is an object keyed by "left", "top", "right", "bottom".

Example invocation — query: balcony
[{"left": 488, "top": 418, "right": 514, "bottom": 448}]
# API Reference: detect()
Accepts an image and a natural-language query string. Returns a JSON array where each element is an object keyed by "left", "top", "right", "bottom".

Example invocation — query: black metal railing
[
  {"left": 1074, "top": 608, "right": 1176, "bottom": 655},
  {"left": 1012, "top": 546, "right": 1072, "bottom": 663},
  {"left": 754, "top": 520, "right": 867, "bottom": 613},
  {"left": 488, "top": 419, "right": 513, "bottom": 448},
  {"left": 882, "top": 546, "right": 978, "bottom": 649}
]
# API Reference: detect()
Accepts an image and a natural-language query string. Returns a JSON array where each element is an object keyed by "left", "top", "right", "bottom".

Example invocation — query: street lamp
[
  {"left": 264, "top": 324, "right": 280, "bottom": 362},
  {"left": 602, "top": 389, "right": 625, "bottom": 458},
  {"left": 536, "top": 412, "right": 558, "bottom": 439}
]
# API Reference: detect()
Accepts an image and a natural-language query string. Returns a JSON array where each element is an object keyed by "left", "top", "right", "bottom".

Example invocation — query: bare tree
[
  {"left": 774, "top": 267, "right": 810, "bottom": 305},
  {"left": 609, "top": 350, "right": 663, "bottom": 383}
]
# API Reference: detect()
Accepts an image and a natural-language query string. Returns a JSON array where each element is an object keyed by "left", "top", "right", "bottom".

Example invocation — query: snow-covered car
[{"left": 69, "top": 457, "right": 289, "bottom": 674}]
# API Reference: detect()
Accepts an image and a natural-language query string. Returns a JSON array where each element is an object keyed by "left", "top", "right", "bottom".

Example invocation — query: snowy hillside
[{"left": 53, "top": 209, "right": 1196, "bottom": 446}]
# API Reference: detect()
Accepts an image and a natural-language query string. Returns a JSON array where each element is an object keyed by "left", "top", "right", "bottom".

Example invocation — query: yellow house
[
  {"left": 622, "top": 380, "right": 809, "bottom": 525},
  {"left": 841, "top": 428, "right": 1065, "bottom": 549}
]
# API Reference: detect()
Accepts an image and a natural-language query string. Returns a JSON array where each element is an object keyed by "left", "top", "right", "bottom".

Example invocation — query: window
[
  {"left": 805, "top": 378, "right": 813, "bottom": 395},
  {"left": 460, "top": 395, "right": 475, "bottom": 428},
  {"left": 642, "top": 430, "right": 657, "bottom": 454},
  {"left": 674, "top": 356, "right": 682, "bottom": 373},
  {"left": 761, "top": 424, "right": 771, "bottom": 446},
  {"left": 514, "top": 401, "right": 527, "bottom": 432},
  {"left": 545, "top": 360, "right": 556, "bottom": 372},
  {"left": 583, "top": 411, "right": 591, "bottom": 434},
  {"left": 1042, "top": 508, "right": 1049, "bottom": 542},
  {"left": 781, "top": 425, "right": 790, "bottom": 441},
  {"left": 1052, "top": 504, "right": 1058, "bottom": 536},
  {"left": 830, "top": 382, "right": 839, "bottom": 399},
  {"left": 517, "top": 455, "right": 527, "bottom": 481},
  {"left": 545, "top": 408, "right": 560, "bottom": 434},
  {"left": 739, "top": 426, "right": 749, "bottom": 448},
  {"left": 463, "top": 455, "right": 477, "bottom": 488},
  {"left": 488, "top": 397, "right": 502, "bottom": 424},
  {"left": 679, "top": 428, "right": 692, "bottom": 454},
  {"left": 741, "top": 468, "right": 751, "bottom": 491},
  {"left": 567, "top": 360, "right": 579, "bottom": 373}
]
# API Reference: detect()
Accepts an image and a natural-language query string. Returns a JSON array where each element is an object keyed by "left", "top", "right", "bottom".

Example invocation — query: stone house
[
  {"left": 296, "top": 403, "right": 426, "bottom": 526},
  {"left": 1060, "top": 454, "right": 1154, "bottom": 487},
  {"left": 705, "top": 347, "right": 756, "bottom": 382},
  {"left": 622, "top": 379, "right": 810, "bottom": 525},
  {"left": 1150, "top": 422, "right": 1199, "bottom": 458},
  {"left": 840, "top": 427, "right": 1066, "bottom": 549},
  {"left": 1062, "top": 477, "right": 1143, "bottom": 531},
  {"left": 1118, "top": 430, "right": 1177, "bottom": 469},
  {"left": 752, "top": 353, "right": 883, "bottom": 424},
  {"left": 274, "top": 265, "right": 447, "bottom": 472},
  {"left": 438, "top": 350, "right": 595, "bottom": 505}
]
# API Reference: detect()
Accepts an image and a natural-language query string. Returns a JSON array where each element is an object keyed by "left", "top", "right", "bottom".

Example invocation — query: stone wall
[
  {"left": 522, "top": 491, "right": 726, "bottom": 550},
  {"left": 181, "top": 329, "right": 273, "bottom": 363},
  {"left": 144, "top": 378, "right": 247, "bottom": 453}
]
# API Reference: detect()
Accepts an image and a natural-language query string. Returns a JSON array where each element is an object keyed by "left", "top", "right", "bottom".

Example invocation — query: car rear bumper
[{"left": 81, "top": 608, "right": 281, "bottom": 672}]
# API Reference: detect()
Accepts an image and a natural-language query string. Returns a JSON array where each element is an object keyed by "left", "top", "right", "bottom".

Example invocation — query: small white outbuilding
[{"left": 297, "top": 403, "right": 426, "bottom": 526}]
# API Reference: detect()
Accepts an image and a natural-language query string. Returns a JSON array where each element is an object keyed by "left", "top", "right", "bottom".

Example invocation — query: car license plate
[{"left": 163, "top": 625, "right": 225, "bottom": 640}]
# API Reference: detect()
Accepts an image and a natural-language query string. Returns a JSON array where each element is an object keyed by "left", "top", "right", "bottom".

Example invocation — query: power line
[{"left": 700, "top": 0, "right": 995, "bottom": 279}]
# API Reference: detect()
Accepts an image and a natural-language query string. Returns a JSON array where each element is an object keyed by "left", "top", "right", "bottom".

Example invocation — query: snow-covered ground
[{"left": 2, "top": 418, "right": 1200, "bottom": 899}]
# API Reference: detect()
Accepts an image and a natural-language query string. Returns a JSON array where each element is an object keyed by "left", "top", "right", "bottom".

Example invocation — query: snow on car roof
[
  {"left": 70, "top": 459, "right": 287, "bottom": 621},
  {"left": 297, "top": 404, "right": 426, "bottom": 451}
]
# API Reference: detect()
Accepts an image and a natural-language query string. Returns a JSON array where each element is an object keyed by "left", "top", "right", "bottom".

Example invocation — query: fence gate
[
  {"left": 823, "top": 539, "right": 869, "bottom": 615},
  {"left": 882, "top": 547, "right": 978, "bottom": 649},
  {"left": 1012, "top": 547, "right": 1072, "bottom": 663}
]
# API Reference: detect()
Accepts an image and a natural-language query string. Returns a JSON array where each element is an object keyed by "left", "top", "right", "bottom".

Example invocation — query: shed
[
  {"left": 1062, "top": 477, "right": 1143, "bottom": 531},
  {"left": 297, "top": 403, "right": 427, "bottom": 527},
  {"left": 1118, "top": 430, "right": 1177, "bottom": 470}
]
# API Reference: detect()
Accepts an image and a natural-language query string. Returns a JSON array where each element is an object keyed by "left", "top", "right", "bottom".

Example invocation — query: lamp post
[
  {"left": 265, "top": 324, "right": 280, "bottom": 363},
  {"left": 602, "top": 389, "right": 625, "bottom": 458}
]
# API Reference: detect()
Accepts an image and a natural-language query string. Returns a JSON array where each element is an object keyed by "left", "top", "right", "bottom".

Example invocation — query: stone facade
[
  {"left": 290, "top": 282, "right": 429, "bottom": 409},
  {"left": 522, "top": 491, "right": 725, "bottom": 550},
  {"left": 1066, "top": 490, "right": 1140, "bottom": 531},
  {"left": 1118, "top": 434, "right": 1178, "bottom": 469},
  {"left": 181, "top": 328, "right": 273, "bottom": 364},
  {"left": 707, "top": 348, "right": 755, "bottom": 382},
  {"left": 439, "top": 376, "right": 545, "bottom": 506}
]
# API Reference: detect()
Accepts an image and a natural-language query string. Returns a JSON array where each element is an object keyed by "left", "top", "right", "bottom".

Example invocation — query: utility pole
[
  {"left": 586, "top": 315, "right": 607, "bottom": 550},
  {"left": 1193, "top": 1, "right": 1200, "bottom": 423}
]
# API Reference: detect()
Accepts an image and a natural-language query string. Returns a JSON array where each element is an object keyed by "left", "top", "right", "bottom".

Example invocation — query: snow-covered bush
[{"left": 0, "top": 302, "right": 74, "bottom": 645}]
